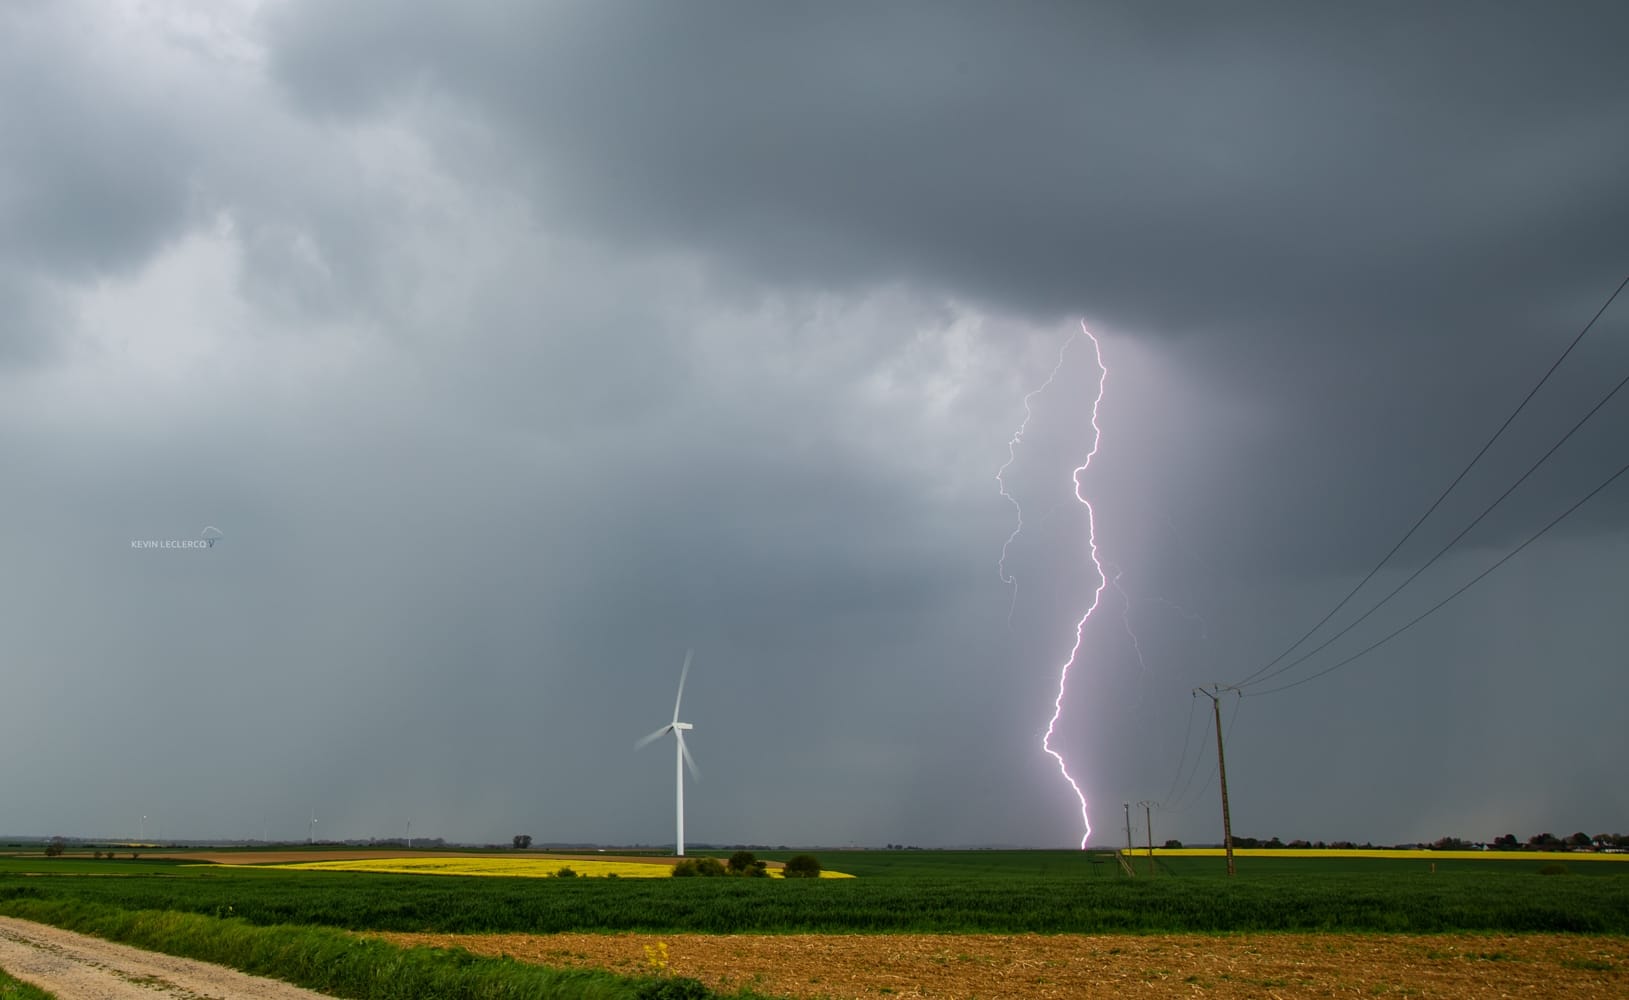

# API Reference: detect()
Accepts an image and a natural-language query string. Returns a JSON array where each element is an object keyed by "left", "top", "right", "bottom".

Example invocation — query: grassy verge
[
  {"left": 0, "top": 898, "right": 738, "bottom": 1000},
  {"left": 0, "top": 966, "right": 55, "bottom": 1000}
]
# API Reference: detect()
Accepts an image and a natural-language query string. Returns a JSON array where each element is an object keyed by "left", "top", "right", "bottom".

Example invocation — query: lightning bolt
[
  {"left": 1151, "top": 595, "right": 1211, "bottom": 640},
  {"left": 1104, "top": 564, "right": 1150, "bottom": 695},
  {"left": 996, "top": 335, "right": 1077, "bottom": 624},
  {"left": 1045, "top": 322, "right": 1109, "bottom": 849},
  {"left": 999, "top": 321, "right": 1109, "bottom": 849}
]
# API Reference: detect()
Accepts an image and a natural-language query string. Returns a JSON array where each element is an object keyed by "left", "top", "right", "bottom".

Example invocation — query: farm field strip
[
  {"left": 155, "top": 850, "right": 688, "bottom": 866},
  {"left": 6, "top": 871, "right": 1628, "bottom": 934},
  {"left": 1149, "top": 847, "right": 1629, "bottom": 862},
  {"left": 252, "top": 858, "right": 680, "bottom": 878},
  {"left": 375, "top": 930, "right": 1629, "bottom": 1000},
  {"left": 251, "top": 856, "right": 851, "bottom": 878}
]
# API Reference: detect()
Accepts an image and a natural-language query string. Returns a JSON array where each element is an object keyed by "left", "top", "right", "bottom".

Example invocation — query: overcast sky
[{"left": 3, "top": 1, "right": 1626, "bottom": 849}]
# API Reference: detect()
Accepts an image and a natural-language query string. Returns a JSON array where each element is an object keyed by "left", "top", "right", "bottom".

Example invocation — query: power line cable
[
  {"left": 1164, "top": 705, "right": 1212, "bottom": 812},
  {"left": 1242, "top": 363, "right": 1629, "bottom": 690},
  {"left": 1247, "top": 455, "right": 1629, "bottom": 697},
  {"left": 1232, "top": 274, "right": 1629, "bottom": 689},
  {"left": 1158, "top": 693, "right": 1201, "bottom": 806}
]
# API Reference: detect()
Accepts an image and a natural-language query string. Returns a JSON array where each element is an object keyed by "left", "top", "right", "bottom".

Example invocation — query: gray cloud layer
[{"left": 2, "top": 1, "right": 1624, "bottom": 848}]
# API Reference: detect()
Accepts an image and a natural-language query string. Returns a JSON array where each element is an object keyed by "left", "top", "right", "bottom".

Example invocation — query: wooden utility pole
[
  {"left": 1195, "top": 685, "right": 1237, "bottom": 876},
  {"left": 1117, "top": 802, "right": 1137, "bottom": 877},
  {"left": 1140, "top": 800, "right": 1156, "bottom": 877}
]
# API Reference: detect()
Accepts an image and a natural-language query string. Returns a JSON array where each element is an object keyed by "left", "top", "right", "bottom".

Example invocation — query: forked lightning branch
[{"left": 999, "top": 321, "right": 1111, "bottom": 848}]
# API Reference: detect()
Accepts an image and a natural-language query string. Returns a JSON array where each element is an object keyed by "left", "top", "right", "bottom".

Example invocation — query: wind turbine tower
[{"left": 636, "top": 650, "right": 701, "bottom": 856}]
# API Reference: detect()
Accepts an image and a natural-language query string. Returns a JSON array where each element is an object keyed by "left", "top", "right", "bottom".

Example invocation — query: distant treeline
[{"left": 1178, "top": 832, "right": 1629, "bottom": 851}]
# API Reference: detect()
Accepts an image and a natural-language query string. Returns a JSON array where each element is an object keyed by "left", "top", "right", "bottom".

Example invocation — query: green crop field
[
  {"left": 701, "top": 849, "right": 1119, "bottom": 879},
  {"left": 3, "top": 848, "right": 1627, "bottom": 936}
]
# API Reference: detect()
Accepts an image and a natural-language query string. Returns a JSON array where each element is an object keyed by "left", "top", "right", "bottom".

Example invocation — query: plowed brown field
[{"left": 376, "top": 931, "right": 1627, "bottom": 999}]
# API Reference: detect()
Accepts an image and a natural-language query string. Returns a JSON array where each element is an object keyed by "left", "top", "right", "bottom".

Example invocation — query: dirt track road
[{"left": 0, "top": 916, "right": 333, "bottom": 1000}]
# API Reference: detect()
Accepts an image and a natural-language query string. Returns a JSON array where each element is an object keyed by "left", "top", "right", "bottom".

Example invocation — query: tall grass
[{"left": 0, "top": 899, "right": 727, "bottom": 1000}]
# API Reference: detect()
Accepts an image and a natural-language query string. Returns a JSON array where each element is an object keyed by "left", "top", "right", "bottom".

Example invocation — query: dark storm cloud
[
  {"left": 0, "top": 5, "right": 200, "bottom": 279},
  {"left": 262, "top": 1, "right": 1628, "bottom": 332},
  {"left": 260, "top": 0, "right": 1629, "bottom": 573}
]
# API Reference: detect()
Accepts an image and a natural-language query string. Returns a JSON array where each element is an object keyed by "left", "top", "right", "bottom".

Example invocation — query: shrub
[
  {"left": 727, "top": 851, "right": 757, "bottom": 874},
  {"left": 636, "top": 977, "right": 713, "bottom": 1000},
  {"left": 554, "top": 866, "right": 577, "bottom": 878},
  {"left": 671, "top": 858, "right": 727, "bottom": 877},
  {"left": 43, "top": 838, "right": 65, "bottom": 858},
  {"left": 782, "top": 854, "right": 822, "bottom": 878}
]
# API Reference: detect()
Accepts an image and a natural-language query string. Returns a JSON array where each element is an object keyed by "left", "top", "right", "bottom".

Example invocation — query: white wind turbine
[{"left": 635, "top": 650, "right": 700, "bottom": 857}]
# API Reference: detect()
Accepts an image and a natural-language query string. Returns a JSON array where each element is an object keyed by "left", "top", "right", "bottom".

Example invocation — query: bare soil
[
  {"left": 0, "top": 915, "right": 335, "bottom": 999},
  {"left": 378, "top": 930, "right": 1628, "bottom": 999}
]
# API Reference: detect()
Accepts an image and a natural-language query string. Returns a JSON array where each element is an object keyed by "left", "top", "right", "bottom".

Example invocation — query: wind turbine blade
[
  {"left": 676, "top": 729, "right": 700, "bottom": 779},
  {"left": 672, "top": 649, "right": 693, "bottom": 723},
  {"left": 634, "top": 725, "right": 671, "bottom": 750}
]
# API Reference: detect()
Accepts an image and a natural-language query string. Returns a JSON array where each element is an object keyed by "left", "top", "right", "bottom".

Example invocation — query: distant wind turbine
[{"left": 635, "top": 650, "right": 700, "bottom": 857}]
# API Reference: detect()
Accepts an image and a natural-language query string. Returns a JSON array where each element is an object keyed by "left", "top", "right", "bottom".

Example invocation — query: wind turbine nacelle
[{"left": 673, "top": 722, "right": 694, "bottom": 731}]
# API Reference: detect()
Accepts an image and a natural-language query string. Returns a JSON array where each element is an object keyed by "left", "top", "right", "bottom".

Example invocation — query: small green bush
[
  {"left": 670, "top": 858, "right": 726, "bottom": 877},
  {"left": 555, "top": 866, "right": 577, "bottom": 878},
  {"left": 636, "top": 976, "right": 713, "bottom": 1000},
  {"left": 782, "top": 854, "right": 822, "bottom": 878}
]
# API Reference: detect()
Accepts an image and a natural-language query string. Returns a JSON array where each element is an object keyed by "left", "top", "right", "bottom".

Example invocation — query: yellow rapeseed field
[{"left": 252, "top": 857, "right": 853, "bottom": 878}]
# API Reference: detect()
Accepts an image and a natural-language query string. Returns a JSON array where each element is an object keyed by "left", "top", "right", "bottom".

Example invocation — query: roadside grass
[
  {"left": 0, "top": 898, "right": 749, "bottom": 1000},
  {"left": 0, "top": 966, "right": 55, "bottom": 1000}
]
